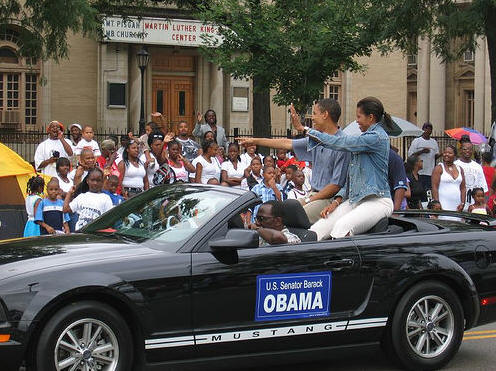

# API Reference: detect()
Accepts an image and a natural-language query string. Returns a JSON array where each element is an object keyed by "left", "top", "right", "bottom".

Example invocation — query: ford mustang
[{"left": 0, "top": 184, "right": 495, "bottom": 371}]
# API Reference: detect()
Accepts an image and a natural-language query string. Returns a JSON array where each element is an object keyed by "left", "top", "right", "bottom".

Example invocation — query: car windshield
[{"left": 82, "top": 185, "right": 238, "bottom": 245}]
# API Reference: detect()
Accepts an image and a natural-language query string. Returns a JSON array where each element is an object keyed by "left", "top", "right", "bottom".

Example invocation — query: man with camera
[{"left": 34, "top": 121, "right": 73, "bottom": 177}]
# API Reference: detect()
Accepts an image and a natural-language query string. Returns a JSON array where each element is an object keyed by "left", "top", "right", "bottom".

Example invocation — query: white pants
[{"left": 310, "top": 197, "right": 394, "bottom": 240}]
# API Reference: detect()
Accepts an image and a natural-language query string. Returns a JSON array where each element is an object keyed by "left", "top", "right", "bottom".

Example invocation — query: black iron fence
[{"left": 0, "top": 127, "right": 459, "bottom": 164}]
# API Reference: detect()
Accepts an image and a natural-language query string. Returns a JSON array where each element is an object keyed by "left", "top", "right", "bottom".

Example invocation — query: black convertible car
[{"left": 1, "top": 184, "right": 496, "bottom": 371}]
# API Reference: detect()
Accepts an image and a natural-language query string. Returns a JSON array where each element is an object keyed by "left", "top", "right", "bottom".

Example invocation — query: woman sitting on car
[{"left": 302, "top": 97, "right": 394, "bottom": 240}]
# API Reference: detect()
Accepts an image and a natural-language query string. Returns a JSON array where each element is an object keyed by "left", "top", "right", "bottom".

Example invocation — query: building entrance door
[{"left": 152, "top": 76, "right": 194, "bottom": 132}]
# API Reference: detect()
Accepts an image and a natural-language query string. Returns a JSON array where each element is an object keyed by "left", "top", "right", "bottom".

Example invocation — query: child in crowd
[
  {"left": 63, "top": 167, "right": 113, "bottom": 231},
  {"left": 250, "top": 166, "right": 284, "bottom": 222},
  {"left": 276, "top": 149, "right": 288, "bottom": 168},
  {"left": 103, "top": 175, "right": 125, "bottom": 206},
  {"left": 55, "top": 157, "right": 73, "bottom": 196},
  {"left": 427, "top": 200, "right": 442, "bottom": 219},
  {"left": 263, "top": 156, "right": 281, "bottom": 183},
  {"left": 23, "top": 176, "right": 45, "bottom": 237},
  {"left": 468, "top": 188, "right": 490, "bottom": 215},
  {"left": 35, "top": 178, "right": 70, "bottom": 234},
  {"left": 69, "top": 148, "right": 96, "bottom": 186},
  {"left": 488, "top": 181, "right": 496, "bottom": 216},
  {"left": 241, "top": 157, "right": 263, "bottom": 190},
  {"left": 281, "top": 164, "right": 298, "bottom": 193},
  {"left": 286, "top": 169, "right": 309, "bottom": 200},
  {"left": 75, "top": 125, "right": 101, "bottom": 157}
]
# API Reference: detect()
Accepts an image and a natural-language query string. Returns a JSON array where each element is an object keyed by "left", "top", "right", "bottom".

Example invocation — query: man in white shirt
[
  {"left": 455, "top": 142, "right": 488, "bottom": 205},
  {"left": 407, "top": 122, "right": 440, "bottom": 197},
  {"left": 34, "top": 121, "right": 73, "bottom": 177}
]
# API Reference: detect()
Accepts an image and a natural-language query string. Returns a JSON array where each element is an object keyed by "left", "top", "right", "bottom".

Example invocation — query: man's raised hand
[
  {"left": 290, "top": 104, "right": 305, "bottom": 132},
  {"left": 236, "top": 137, "right": 256, "bottom": 147}
]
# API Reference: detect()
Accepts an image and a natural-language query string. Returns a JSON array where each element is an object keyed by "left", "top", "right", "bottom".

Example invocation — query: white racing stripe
[{"left": 145, "top": 317, "right": 388, "bottom": 350}]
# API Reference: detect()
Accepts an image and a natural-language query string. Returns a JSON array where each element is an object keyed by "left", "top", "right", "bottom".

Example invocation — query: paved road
[{"left": 248, "top": 323, "right": 496, "bottom": 371}]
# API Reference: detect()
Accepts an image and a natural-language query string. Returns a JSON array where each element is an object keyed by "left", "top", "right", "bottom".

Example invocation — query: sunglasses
[{"left": 256, "top": 215, "right": 274, "bottom": 222}]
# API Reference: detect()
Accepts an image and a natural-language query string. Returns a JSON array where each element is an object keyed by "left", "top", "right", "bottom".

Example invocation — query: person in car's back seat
[{"left": 248, "top": 201, "right": 301, "bottom": 246}]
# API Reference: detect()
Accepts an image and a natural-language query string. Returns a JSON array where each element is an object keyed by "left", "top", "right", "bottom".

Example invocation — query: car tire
[
  {"left": 35, "top": 300, "right": 133, "bottom": 371},
  {"left": 387, "top": 281, "right": 464, "bottom": 371}
]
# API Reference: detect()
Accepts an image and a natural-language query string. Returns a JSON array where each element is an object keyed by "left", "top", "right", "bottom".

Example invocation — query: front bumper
[{"left": 0, "top": 339, "right": 24, "bottom": 370}]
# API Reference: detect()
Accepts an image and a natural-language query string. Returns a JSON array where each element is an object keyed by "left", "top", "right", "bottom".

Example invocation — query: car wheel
[
  {"left": 36, "top": 300, "right": 133, "bottom": 371},
  {"left": 388, "top": 281, "right": 464, "bottom": 371}
]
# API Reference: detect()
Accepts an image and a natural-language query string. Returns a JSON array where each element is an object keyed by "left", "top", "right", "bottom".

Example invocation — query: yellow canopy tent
[{"left": 0, "top": 142, "right": 51, "bottom": 205}]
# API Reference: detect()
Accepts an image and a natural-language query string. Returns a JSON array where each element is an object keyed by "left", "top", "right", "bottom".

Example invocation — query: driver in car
[{"left": 248, "top": 201, "right": 301, "bottom": 246}]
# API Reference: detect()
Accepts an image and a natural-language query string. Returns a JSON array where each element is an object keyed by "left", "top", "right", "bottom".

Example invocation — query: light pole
[{"left": 136, "top": 47, "right": 150, "bottom": 135}]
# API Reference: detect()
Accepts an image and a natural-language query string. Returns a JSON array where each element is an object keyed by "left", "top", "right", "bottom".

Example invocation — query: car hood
[{"left": 0, "top": 233, "right": 158, "bottom": 281}]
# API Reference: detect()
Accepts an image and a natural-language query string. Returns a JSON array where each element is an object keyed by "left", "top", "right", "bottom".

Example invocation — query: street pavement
[{"left": 249, "top": 323, "right": 496, "bottom": 371}]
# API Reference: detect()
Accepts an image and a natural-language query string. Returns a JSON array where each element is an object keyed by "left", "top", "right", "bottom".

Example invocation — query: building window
[
  {"left": 329, "top": 85, "right": 340, "bottom": 101},
  {"left": 7, "top": 73, "right": 19, "bottom": 109},
  {"left": 407, "top": 54, "right": 418, "bottom": 67},
  {"left": 464, "top": 90, "right": 474, "bottom": 127},
  {"left": 25, "top": 74, "right": 37, "bottom": 125},
  {"left": 464, "top": 50, "right": 474, "bottom": 63}
]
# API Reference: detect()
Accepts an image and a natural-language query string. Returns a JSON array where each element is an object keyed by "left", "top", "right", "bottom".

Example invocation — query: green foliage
[{"left": 197, "top": 0, "right": 384, "bottom": 111}]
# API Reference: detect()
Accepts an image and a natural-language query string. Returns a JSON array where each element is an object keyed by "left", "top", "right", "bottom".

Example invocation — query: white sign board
[
  {"left": 102, "top": 16, "right": 222, "bottom": 47},
  {"left": 232, "top": 97, "right": 249, "bottom": 112}
]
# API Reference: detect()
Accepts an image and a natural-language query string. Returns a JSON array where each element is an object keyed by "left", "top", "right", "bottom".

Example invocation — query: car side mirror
[{"left": 209, "top": 229, "right": 259, "bottom": 251}]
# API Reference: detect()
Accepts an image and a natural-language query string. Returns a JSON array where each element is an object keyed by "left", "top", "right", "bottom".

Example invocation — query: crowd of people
[{"left": 23, "top": 98, "right": 496, "bottom": 243}]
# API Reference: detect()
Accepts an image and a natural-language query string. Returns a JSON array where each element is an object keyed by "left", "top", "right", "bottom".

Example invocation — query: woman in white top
[
  {"left": 118, "top": 140, "right": 149, "bottom": 198},
  {"left": 167, "top": 140, "right": 196, "bottom": 182},
  {"left": 221, "top": 143, "right": 245, "bottom": 187},
  {"left": 240, "top": 144, "right": 263, "bottom": 169},
  {"left": 55, "top": 157, "right": 73, "bottom": 196},
  {"left": 193, "top": 140, "right": 221, "bottom": 184},
  {"left": 140, "top": 132, "right": 165, "bottom": 188},
  {"left": 432, "top": 145, "right": 466, "bottom": 214}
]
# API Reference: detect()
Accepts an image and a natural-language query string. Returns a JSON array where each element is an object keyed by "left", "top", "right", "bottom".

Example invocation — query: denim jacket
[{"left": 307, "top": 123, "right": 391, "bottom": 204}]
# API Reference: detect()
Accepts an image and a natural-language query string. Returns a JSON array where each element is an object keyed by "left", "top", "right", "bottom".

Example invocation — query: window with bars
[
  {"left": 7, "top": 73, "right": 19, "bottom": 109},
  {"left": 464, "top": 90, "right": 474, "bottom": 127},
  {"left": 25, "top": 74, "right": 37, "bottom": 125},
  {"left": 329, "top": 85, "right": 340, "bottom": 101}
]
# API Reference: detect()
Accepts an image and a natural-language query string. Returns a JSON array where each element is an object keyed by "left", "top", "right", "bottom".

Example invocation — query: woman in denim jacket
[{"left": 307, "top": 97, "right": 394, "bottom": 240}]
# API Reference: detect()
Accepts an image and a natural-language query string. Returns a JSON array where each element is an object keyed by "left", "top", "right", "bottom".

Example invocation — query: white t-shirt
[
  {"left": 287, "top": 188, "right": 308, "bottom": 200},
  {"left": 75, "top": 139, "right": 101, "bottom": 157},
  {"left": 454, "top": 159, "right": 488, "bottom": 192},
  {"left": 192, "top": 155, "right": 221, "bottom": 184},
  {"left": 68, "top": 169, "right": 88, "bottom": 184},
  {"left": 407, "top": 137, "right": 439, "bottom": 176},
  {"left": 55, "top": 175, "right": 74, "bottom": 193},
  {"left": 122, "top": 161, "right": 146, "bottom": 189},
  {"left": 169, "top": 160, "right": 189, "bottom": 182},
  {"left": 221, "top": 160, "right": 245, "bottom": 179},
  {"left": 34, "top": 138, "right": 72, "bottom": 177},
  {"left": 69, "top": 192, "right": 113, "bottom": 230},
  {"left": 240, "top": 153, "right": 263, "bottom": 169},
  {"left": 140, "top": 153, "right": 159, "bottom": 187}
]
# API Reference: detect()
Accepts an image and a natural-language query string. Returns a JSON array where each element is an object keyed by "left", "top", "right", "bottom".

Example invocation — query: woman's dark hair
[
  {"left": 482, "top": 151, "right": 493, "bottom": 164},
  {"left": 204, "top": 109, "right": 216, "bottom": 124},
  {"left": 55, "top": 157, "right": 71, "bottom": 173},
  {"left": 356, "top": 96, "right": 394, "bottom": 133},
  {"left": 459, "top": 134, "right": 471, "bottom": 144},
  {"left": 147, "top": 131, "right": 164, "bottom": 147},
  {"left": 471, "top": 187, "right": 484, "bottom": 197},
  {"left": 73, "top": 167, "right": 104, "bottom": 197},
  {"left": 203, "top": 130, "right": 217, "bottom": 143},
  {"left": 27, "top": 176, "right": 44, "bottom": 194},
  {"left": 263, "top": 155, "right": 276, "bottom": 166},
  {"left": 122, "top": 140, "right": 141, "bottom": 166},
  {"left": 168, "top": 139, "right": 181, "bottom": 150},
  {"left": 201, "top": 139, "right": 216, "bottom": 153},
  {"left": 405, "top": 155, "right": 419, "bottom": 174},
  {"left": 445, "top": 144, "right": 457, "bottom": 157},
  {"left": 228, "top": 142, "right": 241, "bottom": 162}
]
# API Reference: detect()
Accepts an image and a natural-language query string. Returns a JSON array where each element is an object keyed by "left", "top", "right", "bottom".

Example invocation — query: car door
[{"left": 189, "top": 219, "right": 372, "bottom": 358}]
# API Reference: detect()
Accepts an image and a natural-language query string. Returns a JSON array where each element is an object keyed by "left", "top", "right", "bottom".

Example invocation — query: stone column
[
  {"left": 209, "top": 62, "right": 224, "bottom": 126},
  {"left": 417, "top": 37, "right": 430, "bottom": 127},
  {"left": 128, "top": 45, "right": 141, "bottom": 133},
  {"left": 429, "top": 52, "right": 446, "bottom": 132},
  {"left": 41, "top": 60, "right": 52, "bottom": 127},
  {"left": 343, "top": 70, "right": 353, "bottom": 125},
  {"left": 474, "top": 37, "right": 486, "bottom": 133}
]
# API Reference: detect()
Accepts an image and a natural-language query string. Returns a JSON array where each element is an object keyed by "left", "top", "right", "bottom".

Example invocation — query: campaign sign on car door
[{"left": 255, "top": 272, "right": 332, "bottom": 322}]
